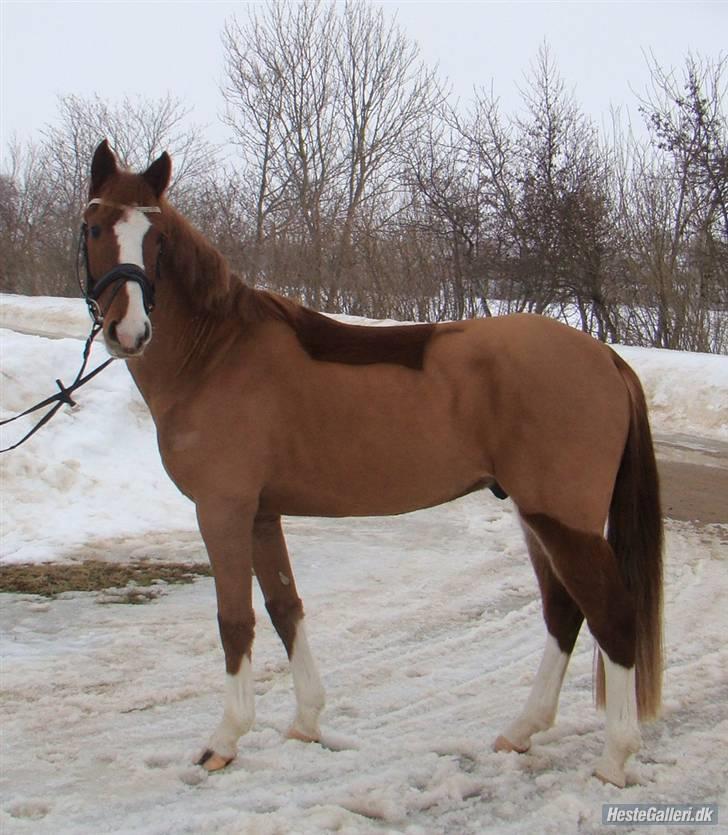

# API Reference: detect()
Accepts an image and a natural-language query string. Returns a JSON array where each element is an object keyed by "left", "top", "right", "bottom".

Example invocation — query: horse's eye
[{"left": 89, "top": 225, "right": 102, "bottom": 239}]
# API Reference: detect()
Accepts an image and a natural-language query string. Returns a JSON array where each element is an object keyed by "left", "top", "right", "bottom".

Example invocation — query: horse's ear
[
  {"left": 90, "top": 139, "right": 117, "bottom": 194},
  {"left": 143, "top": 151, "right": 172, "bottom": 197}
]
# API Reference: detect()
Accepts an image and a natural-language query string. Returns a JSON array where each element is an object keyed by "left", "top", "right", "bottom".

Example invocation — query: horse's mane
[{"left": 162, "top": 202, "right": 436, "bottom": 370}]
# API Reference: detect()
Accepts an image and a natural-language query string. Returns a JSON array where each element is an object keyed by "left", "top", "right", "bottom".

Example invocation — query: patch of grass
[{"left": 0, "top": 561, "right": 212, "bottom": 599}]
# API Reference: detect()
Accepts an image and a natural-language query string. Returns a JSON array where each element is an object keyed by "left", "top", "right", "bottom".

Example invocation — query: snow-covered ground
[{"left": 1, "top": 294, "right": 727, "bottom": 834}]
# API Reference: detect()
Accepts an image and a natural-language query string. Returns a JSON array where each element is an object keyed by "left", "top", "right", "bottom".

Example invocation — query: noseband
[{"left": 78, "top": 199, "right": 162, "bottom": 325}]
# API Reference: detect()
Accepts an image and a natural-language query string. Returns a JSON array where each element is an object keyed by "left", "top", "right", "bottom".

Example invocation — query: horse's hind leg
[
  {"left": 253, "top": 515, "right": 325, "bottom": 742},
  {"left": 495, "top": 526, "right": 583, "bottom": 753},
  {"left": 521, "top": 513, "right": 641, "bottom": 787}
]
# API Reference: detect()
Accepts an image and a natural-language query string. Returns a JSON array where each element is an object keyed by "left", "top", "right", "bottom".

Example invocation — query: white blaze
[
  {"left": 114, "top": 209, "right": 151, "bottom": 267},
  {"left": 111, "top": 209, "right": 152, "bottom": 350}
]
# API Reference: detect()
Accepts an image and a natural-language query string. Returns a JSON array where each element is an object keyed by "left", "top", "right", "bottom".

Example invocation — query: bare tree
[
  {"left": 404, "top": 107, "right": 491, "bottom": 320},
  {"left": 2, "top": 94, "right": 217, "bottom": 297},
  {"left": 221, "top": 0, "right": 441, "bottom": 312},
  {"left": 408, "top": 45, "right": 619, "bottom": 334},
  {"left": 622, "top": 52, "right": 728, "bottom": 350},
  {"left": 4, "top": 19, "right": 724, "bottom": 354},
  {"left": 42, "top": 92, "right": 216, "bottom": 210},
  {"left": 333, "top": 3, "right": 442, "bottom": 286},
  {"left": 222, "top": 2, "right": 338, "bottom": 301},
  {"left": 642, "top": 53, "right": 727, "bottom": 242},
  {"left": 508, "top": 45, "right": 617, "bottom": 331},
  {"left": 0, "top": 139, "right": 68, "bottom": 295}
]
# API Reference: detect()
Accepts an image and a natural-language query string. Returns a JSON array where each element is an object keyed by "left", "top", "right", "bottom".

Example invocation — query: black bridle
[
  {"left": 77, "top": 199, "right": 162, "bottom": 325},
  {"left": 81, "top": 258, "right": 157, "bottom": 326}
]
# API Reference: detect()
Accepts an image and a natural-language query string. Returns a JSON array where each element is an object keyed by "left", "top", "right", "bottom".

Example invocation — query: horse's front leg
[
  {"left": 252, "top": 515, "right": 325, "bottom": 742},
  {"left": 195, "top": 498, "right": 256, "bottom": 772}
]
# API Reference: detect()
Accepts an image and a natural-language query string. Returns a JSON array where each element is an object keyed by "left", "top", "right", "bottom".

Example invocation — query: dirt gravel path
[{"left": 655, "top": 434, "right": 728, "bottom": 526}]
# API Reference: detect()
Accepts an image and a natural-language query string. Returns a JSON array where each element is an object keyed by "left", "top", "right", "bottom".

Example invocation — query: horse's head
[{"left": 82, "top": 140, "right": 171, "bottom": 358}]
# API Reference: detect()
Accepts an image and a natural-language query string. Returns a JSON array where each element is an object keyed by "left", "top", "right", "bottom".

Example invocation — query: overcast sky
[{"left": 1, "top": 1, "right": 726, "bottom": 168}]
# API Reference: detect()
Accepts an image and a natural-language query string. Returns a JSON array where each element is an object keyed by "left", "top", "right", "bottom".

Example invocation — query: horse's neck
[{"left": 126, "top": 276, "right": 234, "bottom": 417}]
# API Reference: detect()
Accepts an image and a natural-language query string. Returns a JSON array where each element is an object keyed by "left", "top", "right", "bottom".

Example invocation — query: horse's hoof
[
  {"left": 287, "top": 726, "right": 319, "bottom": 744},
  {"left": 493, "top": 734, "right": 530, "bottom": 754},
  {"left": 594, "top": 763, "right": 626, "bottom": 788},
  {"left": 196, "top": 749, "right": 234, "bottom": 772}
]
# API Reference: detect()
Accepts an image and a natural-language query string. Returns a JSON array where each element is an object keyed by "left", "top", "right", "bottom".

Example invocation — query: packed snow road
[{"left": 1, "top": 506, "right": 726, "bottom": 834}]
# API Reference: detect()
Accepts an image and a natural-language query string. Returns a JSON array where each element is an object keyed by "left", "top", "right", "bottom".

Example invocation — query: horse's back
[{"left": 439, "top": 312, "right": 615, "bottom": 371}]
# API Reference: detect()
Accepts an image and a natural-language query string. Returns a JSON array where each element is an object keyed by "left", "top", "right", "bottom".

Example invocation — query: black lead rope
[{"left": 0, "top": 323, "right": 114, "bottom": 453}]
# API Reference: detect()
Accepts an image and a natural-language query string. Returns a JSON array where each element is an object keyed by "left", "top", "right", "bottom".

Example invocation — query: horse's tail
[{"left": 596, "top": 351, "right": 664, "bottom": 720}]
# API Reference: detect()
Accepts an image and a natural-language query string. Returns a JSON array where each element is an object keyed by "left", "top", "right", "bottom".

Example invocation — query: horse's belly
[{"left": 261, "top": 437, "right": 490, "bottom": 517}]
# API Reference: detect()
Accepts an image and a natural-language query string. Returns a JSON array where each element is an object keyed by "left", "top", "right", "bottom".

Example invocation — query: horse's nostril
[
  {"left": 143, "top": 322, "right": 151, "bottom": 341},
  {"left": 108, "top": 321, "right": 119, "bottom": 343}
]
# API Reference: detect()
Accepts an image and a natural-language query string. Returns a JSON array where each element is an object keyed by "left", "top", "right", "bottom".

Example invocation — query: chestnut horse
[{"left": 81, "top": 140, "right": 663, "bottom": 788}]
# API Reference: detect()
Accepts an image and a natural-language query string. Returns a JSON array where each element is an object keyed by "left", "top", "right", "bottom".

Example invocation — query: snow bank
[
  {"left": 1, "top": 313, "right": 196, "bottom": 564},
  {"left": 614, "top": 345, "right": 728, "bottom": 441},
  {"left": 0, "top": 293, "right": 90, "bottom": 340}
]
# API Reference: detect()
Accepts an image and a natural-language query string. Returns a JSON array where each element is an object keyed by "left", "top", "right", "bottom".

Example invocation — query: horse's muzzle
[
  {"left": 87, "top": 264, "right": 155, "bottom": 358},
  {"left": 100, "top": 278, "right": 153, "bottom": 357},
  {"left": 105, "top": 317, "right": 152, "bottom": 358}
]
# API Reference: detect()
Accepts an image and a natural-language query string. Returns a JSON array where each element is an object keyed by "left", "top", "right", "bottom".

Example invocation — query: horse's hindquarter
[{"left": 474, "top": 315, "right": 631, "bottom": 531}]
